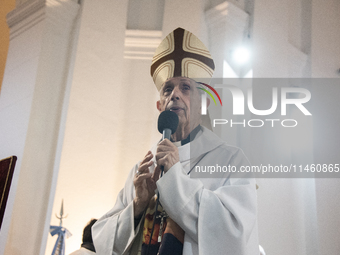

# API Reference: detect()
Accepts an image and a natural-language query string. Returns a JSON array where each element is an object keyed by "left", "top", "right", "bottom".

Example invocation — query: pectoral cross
[{"left": 156, "top": 210, "right": 168, "bottom": 242}]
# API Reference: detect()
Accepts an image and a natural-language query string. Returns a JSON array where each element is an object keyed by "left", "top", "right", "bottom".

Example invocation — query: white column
[
  {"left": 206, "top": 1, "right": 249, "bottom": 77},
  {"left": 311, "top": 1, "right": 340, "bottom": 255},
  {"left": 205, "top": 1, "right": 249, "bottom": 145},
  {"left": 251, "top": 1, "right": 318, "bottom": 255},
  {"left": 46, "top": 0, "right": 129, "bottom": 254},
  {"left": 0, "top": 0, "right": 79, "bottom": 254}
]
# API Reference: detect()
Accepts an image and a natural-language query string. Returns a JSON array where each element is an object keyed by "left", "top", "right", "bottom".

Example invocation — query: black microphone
[{"left": 157, "top": 110, "right": 179, "bottom": 140}]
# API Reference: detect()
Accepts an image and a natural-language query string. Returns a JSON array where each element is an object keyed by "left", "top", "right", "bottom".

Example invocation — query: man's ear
[{"left": 156, "top": 100, "right": 161, "bottom": 112}]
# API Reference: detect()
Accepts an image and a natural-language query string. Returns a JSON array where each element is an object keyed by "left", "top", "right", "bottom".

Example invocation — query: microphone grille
[{"left": 157, "top": 110, "right": 179, "bottom": 134}]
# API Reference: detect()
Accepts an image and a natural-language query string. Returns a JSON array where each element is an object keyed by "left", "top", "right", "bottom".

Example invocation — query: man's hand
[
  {"left": 155, "top": 139, "right": 180, "bottom": 173},
  {"left": 133, "top": 151, "right": 160, "bottom": 218}
]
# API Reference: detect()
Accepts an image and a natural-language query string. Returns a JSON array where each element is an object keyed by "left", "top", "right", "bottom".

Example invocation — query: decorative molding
[
  {"left": 7, "top": 0, "right": 79, "bottom": 39},
  {"left": 124, "top": 30, "right": 162, "bottom": 60},
  {"left": 205, "top": 1, "right": 248, "bottom": 33},
  {"left": 7, "top": 0, "right": 45, "bottom": 28}
]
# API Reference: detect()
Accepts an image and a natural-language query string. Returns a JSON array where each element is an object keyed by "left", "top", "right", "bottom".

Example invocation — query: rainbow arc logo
[{"left": 197, "top": 82, "right": 222, "bottom": 115}]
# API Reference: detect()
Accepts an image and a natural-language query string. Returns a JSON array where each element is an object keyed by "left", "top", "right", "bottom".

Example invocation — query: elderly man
[{"left": 92, "top": 27, "right": 258, "bottom": 255}]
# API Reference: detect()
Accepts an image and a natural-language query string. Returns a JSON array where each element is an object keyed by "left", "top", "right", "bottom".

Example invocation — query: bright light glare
[{"left": 232, "top": 47, "right": 251, "bottom": 64}]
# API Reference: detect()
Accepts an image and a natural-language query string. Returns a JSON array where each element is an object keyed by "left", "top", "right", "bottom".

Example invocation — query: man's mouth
[{"left": 169, "top": 106, "right": 183, "bottom": 113}]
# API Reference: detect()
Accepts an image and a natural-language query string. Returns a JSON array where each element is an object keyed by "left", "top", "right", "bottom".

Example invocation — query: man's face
[{"left": 157, "top": 77, "right": 202, "bottom": 129}]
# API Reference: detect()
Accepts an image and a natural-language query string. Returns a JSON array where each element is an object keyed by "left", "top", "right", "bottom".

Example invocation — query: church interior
[{"left": 0, "top": 0, "right": 340, "bottom": 254}]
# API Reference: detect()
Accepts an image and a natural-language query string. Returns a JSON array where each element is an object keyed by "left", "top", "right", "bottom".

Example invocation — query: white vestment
[{"left": 92, "top": 127, "right": 259, "bottom": 255}]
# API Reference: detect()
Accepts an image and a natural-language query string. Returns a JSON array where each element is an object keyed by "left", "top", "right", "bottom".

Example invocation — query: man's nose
[{"left": 171, "top": 86, "right": 181, "bottom": 100}]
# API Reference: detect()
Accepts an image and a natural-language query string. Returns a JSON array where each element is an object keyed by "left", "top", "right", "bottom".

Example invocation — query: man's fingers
[
  {"left": 152, "top": 165, "right": 161, "bottom": 181},
  {"left": 137, "top": 160, "right": 153, "bottom": 174},
  {"left": 156, "top": 143, "right": 174, "bottom": 153},
  {"left": 134, "top": 172, "right": 152, "bottom": 184},
  {"left": 140, "top": 151, "right": 153, "bottom": 164},
  {"left": 137, "top": 151, "right": 153, "bottom": 174},
  {"left": 156, "top": 157, "right": 167, "bottom": 169},
  {"left": 158, "top": 139, "right": 172, "bottom": 146},
  {"left": 155, "top": 151, "right": 167, "bottom": 161}
]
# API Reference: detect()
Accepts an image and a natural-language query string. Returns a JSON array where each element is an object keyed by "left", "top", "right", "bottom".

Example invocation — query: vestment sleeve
[
  {"left": 92, "top": 164, "right": 143, "bottom": 255},
  {"left": 156, "top": 147, "right": 258, "bottom": 255}
]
